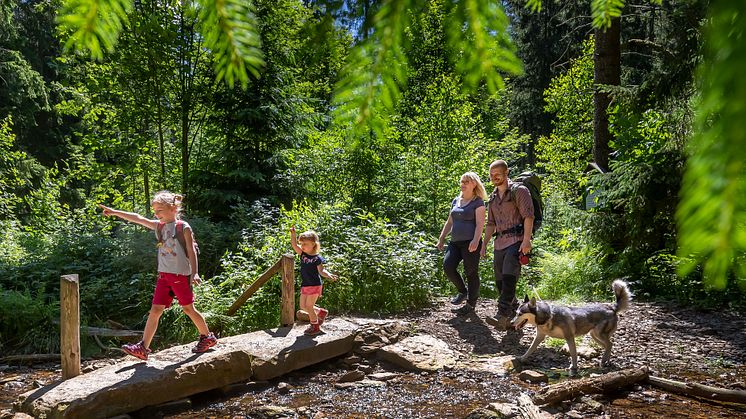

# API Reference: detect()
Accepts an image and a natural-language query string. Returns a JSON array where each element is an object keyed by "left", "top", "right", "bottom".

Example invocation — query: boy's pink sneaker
[
  {"left": 192, "top": 332, "right": 218, "bottom": 353},
  {"left": 317, "top": 308, "right": 329, "bottom": 325},
  {"left": 122, "top": 341, "right": 151, "bottom": 360}
]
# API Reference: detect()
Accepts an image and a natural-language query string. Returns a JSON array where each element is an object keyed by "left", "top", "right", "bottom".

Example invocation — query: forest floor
[{"left": 2, "top": 298, "right": 746, "bottom": 418}]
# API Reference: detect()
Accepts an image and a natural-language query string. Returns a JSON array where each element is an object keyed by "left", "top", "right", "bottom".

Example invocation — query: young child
[
  {"left": 290, "top": 226, "right": 337, "bottom": 335},
  {"left": 99, "top": 191, "right": 217, "bottom": 360}
]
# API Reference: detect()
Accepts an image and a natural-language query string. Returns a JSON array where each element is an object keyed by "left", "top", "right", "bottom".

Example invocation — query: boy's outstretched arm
[{"left": 98, "top": 204, "right": 158, "bottom": 230}]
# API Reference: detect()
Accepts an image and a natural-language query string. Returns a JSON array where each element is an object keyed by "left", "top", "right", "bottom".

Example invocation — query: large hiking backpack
[
  {"left": 156, "top": 220, "right": 200, "bottom": 255},
  {"left": 510, "top": 171, "right": 543, "bottom": 232}
]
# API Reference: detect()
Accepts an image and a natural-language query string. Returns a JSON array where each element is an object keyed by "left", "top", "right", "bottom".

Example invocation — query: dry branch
[
  {"left": 533, "top": 367, "right": 649, "bottom": 405},
  {"left": 647, "top": 375, "right": 746, "bottom": 405}
]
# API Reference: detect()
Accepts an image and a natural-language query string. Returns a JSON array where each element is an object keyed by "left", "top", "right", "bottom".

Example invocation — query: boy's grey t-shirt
[
  {"left": 156, "top": 221, "right": 192, "bottom": 276},
  {"left": 450, "top": 196, "right": 485, "bottom": 241}
]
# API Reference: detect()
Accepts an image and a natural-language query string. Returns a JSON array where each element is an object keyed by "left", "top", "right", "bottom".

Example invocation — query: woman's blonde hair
[
  {"left": 298, "top": 230, "right": 321, "bottom": 254},
  {"left": 460, "top": 172, "right": 488, "bottom": 201},
  {"left": 151, "top": 190, "right": 184, "bottom": 216}
]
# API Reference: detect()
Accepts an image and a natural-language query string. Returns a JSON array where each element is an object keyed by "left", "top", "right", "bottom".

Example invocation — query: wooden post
[
  {"left": 60, "top": 274, "right": 81, "bottom": 379},
  {"left": 280, "top": 254, "right": 295, "bottom": 327}
]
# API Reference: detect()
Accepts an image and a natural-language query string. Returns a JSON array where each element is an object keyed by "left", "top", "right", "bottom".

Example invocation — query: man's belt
[{"left": 493, "top": 224, "right": 523, "bottom": 238}]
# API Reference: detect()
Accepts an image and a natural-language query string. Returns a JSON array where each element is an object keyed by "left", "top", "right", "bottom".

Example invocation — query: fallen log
[
  {"left": 516, "top": 393, "right": 546, "bottom": 418},
  {"left": 647, "top": 375, "right": 746, "bottom": 405},
  {"left": 0, "top": 354, "right": 61, "bottom": 364},
  {"left": 533, "top": 367, "right": 649, "bottom": 405},
  {"left": 82, "top": 326, "right": 142, "bottom": 338}
]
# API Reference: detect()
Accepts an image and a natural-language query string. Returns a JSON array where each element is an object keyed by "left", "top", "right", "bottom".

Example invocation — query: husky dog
[{"left": 511, "top": 280, "right": 632, "bottom": 373}]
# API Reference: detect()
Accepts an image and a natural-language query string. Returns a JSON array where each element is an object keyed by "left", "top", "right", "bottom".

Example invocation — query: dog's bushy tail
[{"left": 612, "top": 280, "right": 632, "bottom": 313}]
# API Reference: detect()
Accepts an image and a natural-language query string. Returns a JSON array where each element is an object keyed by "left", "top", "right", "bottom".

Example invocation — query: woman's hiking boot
[{"left": 450, "top": 293, "right": 467, "bottom": 305}]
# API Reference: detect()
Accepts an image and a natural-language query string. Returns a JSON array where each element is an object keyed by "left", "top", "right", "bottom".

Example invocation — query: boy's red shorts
[{"left": 152, "top": 272, "right": 194, "bottom": 306}]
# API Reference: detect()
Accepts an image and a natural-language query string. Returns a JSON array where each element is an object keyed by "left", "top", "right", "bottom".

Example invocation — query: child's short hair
[
  {"left": 298, "top": 231, "right": 321, "bottom": 254},
  {"left": 152, "top": 190, "right": 184, "bottom": 214}
]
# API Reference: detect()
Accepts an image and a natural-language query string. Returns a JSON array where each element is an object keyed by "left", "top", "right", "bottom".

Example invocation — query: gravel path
[{"left": 2, "top": 297, "right": 745, "bottom": 418}]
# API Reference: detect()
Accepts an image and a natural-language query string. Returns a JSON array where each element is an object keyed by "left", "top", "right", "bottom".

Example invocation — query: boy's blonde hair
[
  {"left": 461, "top": 172, "right": 488, "bottom": 201},
  {"left": 152, "top": 190, "right": 184, "bottom": 216},
  {"left": 298, "top": 231, "right": 321, "bottom": 254}
]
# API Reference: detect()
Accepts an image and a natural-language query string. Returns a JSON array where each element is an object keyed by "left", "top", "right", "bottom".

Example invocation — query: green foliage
[
  {"left": 198, "top": 0, "right": 264, "bottom": 88},
  {"left": 57, "top": 0, "right": 133, "bottom": 60},
  {"left": 334, "top": 0, "right": 522, "bottom": 135},
  {"left": 677, "top": 0, "right": 746, "bottom": 289},
  {"left": 0, "top": 286, "right": 60, "bottom": 354},
  {"left": 176, "top": 201, "right": 441, "bottom": 340},
  {"left": 536, "top": 38, "right": 594, "bottom": 197}
]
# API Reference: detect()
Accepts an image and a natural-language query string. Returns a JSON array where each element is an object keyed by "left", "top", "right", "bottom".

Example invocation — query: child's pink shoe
[
  {"left": 304, "top": 323, "right": 321, "bottom": 335},
  {"left": 192, "top": 332, "right": 218, "bottom": 353},
  {"left": 122, "top": 341, "right": 151, "bottom": 360},
  {"left": 317, "top": 308, "right": 329, "bottom": 325}
]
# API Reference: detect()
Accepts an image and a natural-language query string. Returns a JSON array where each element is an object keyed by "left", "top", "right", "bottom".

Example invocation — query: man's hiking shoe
[
  {"left": 304, "top": 324, "right": 321, "bottom": 336},
  {"left": 485, "top": 315, "right": 510, "bottom": 331},
  {"left": 122, "top": 341, "right": 151, "bottom": 360},
  {"left": 450, "top": 293, "right": 467, "bottom": 305},
  {"left": 192, "top": 332, "right": 218, "bottom": 353},
  {"left": 317, "top": 308, "right": 329, "bottom": 325},
  {"left": 451, "top": 303, "right": 474, "bottom": 315}
]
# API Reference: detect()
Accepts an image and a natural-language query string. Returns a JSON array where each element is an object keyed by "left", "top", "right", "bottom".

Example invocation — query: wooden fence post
[
  {"left": 280, "top": 254, "right": 295, "bottom": 327},
  {"left": 60, "top": 274, "right": 80, "bottom": 379}
]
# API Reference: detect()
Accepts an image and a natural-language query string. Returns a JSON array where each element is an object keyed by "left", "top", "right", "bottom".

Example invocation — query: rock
[
  {"left": 377, "top": 335, "right": 457, "bottom": 372},
  {"left": 247, "top": 405, "right": 297, "bottom": 418},
  {"left": 486, "top": 402, "right": 519, "bottom": 417},
  {"left": 367, "top": 372, "right": 398, "bottom": 381},
  {"left": 277, "top": 382, "right": 291, "bottom": 394},
  {"left": 518, "top": 369, "right": 548, "bottom": 384},
  {"left": 337, "top": 370, "right": 365, "bottom": 383},
  {"left": 465, "top": 407, "right": 506, "bottom": 418},
  {"left": 334, "top": 379, "right": 386, "bottom": 390},
  {"left": 17, "top": 318, "right": 360, "bottom": 419}
]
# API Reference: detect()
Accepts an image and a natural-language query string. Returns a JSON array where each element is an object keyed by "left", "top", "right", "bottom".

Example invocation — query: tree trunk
[{"left": 593, "top": 17, "right": 621, "bottom": 172}]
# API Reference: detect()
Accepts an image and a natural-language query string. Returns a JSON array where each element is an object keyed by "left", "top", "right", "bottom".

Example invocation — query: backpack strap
[
  {"left": 174, "top": 220, "right": 189, "bottom": 255},
  {"left": 156, "top": 221, "right": 165, "bottom": 243}
]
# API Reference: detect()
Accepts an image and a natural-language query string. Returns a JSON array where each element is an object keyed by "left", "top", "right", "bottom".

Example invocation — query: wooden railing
[{"left": 225, "top": 254, "right": 296, "bottom": 326}]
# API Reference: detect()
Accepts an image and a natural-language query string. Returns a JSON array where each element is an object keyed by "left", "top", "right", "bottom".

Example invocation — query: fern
[{"left": 677, "top": 0, "right": 746, "bottom": 289}]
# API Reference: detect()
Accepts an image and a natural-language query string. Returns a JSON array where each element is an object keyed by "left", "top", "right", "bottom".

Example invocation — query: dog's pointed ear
[
  {"left": 529, "top": 297, "right": 536, "bottom": 307},
  {"left": 523, "top": 295, "right": 529, "bottom": 303}
]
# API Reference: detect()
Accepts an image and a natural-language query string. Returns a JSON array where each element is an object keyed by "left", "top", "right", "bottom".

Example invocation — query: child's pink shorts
[
  {"left": 152, "top": 272, "right": 194, "bottom": 306},
  {"left": 301, "top": 285, "right": 323, "bottom": 296}
]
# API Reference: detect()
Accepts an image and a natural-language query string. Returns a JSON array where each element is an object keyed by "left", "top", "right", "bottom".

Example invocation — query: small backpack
[
  {"left": 156, "top": 220, "right": 200, "bottom": 255},
  {"left": 510, "top": 171, "right": 544, "bottom": 232}
]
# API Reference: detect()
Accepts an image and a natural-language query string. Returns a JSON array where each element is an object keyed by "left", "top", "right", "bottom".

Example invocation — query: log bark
[
  {"left": 516, "top": 393, "right": 545, "bottom": 418},
  {"left": 647, "top": 375, "right": 746, "bottom": 405},
  {"left": 0, "top": 354, "right": 61, "bottom": 364},
  {"left": 82, "top": 326, "right": 143, "bottom": 337},
  {"left": 226, "top": 257, "right": 283, "bottom": 316},
  {"left": 533, "top": 367, "right": 648, "bottom": 405}
]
